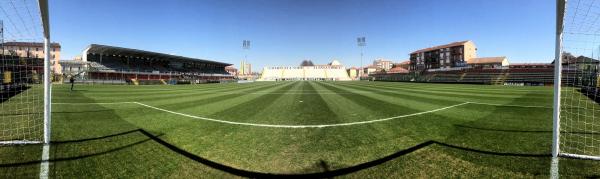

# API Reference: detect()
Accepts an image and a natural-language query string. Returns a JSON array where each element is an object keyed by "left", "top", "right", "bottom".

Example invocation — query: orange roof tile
[{"left": 388, "top": 66, "right": 409, "bottom": 74}]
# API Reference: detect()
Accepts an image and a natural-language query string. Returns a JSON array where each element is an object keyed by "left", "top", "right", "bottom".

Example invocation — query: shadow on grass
[
  {"left": 578, "top": 87, "right": 600, "bottom": 104},
  {"left": 0, "top": 127, "right": 551, "bottom": 177},
  {"left": 0, "top": 129, "right": 163, "bottom": 168},
  {"left": 95, "top": 133, "right": 550, "bottom": 178},
  {"left": 0, "top": 85, "right": 30, "bottom": 103}
]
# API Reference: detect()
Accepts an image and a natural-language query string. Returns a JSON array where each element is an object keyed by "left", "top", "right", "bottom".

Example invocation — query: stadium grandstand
[
  {"left": 373, "top": 52, "right": 597, "bottom": 86},
  {"left": 258, "top": 60, "right": 351, "bottom": 81},
  {"left": 372, "top": 40, "right": 590, "bottom": 86},
  {"left": 76, "top": 44, "right": 233, "bottom": 84},
  {"left": 468, "top": 56, "right": 509, "bottom": 69}
]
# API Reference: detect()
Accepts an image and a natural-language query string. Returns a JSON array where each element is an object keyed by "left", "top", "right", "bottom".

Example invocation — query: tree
[{"left": 300, "top": 60, "right": 314, "bottom": 66}]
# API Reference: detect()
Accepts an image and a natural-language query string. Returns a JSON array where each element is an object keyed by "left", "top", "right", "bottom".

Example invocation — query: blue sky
[{"left": 50, "top": 0, "right": 555, "bottom": 69}]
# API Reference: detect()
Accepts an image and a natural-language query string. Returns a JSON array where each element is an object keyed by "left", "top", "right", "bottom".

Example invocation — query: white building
[
  {"left": 258, "top": 60, "right": 351, "bottom": 81},
  {"left": 373, "top": 58, "right": 394, "bottom": 71}
]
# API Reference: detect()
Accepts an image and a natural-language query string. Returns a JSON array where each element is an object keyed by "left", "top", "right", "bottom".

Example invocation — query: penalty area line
[
  {"left": 52, "top": 100, "right": 549, "bottom": 128},
  {"left": 132, "top": 102, "right": 470, "bottom": 128}
]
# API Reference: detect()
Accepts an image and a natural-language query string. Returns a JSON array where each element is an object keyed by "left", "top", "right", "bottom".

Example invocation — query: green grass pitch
[{"left": 1, "top": 81, "right": 600, "bottom": 178}]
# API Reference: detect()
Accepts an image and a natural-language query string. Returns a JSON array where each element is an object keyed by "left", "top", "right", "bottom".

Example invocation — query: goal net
[
  {"left": 0, "top": 0, "right": 48, "bottom": 145},
  {"left": 556, "top": 0, "right": 600, "bottom": 160}
]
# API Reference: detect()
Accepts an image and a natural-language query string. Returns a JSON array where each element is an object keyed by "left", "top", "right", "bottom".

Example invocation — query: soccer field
[{"left": 2, "top": 81, "right": 600, "bottom": 178}]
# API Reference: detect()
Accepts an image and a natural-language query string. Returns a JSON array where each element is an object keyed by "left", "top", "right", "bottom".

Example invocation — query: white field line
[
  {"left": 53, "top": 101, "right": 468, "bottom": 128},
  {"left": 52, "top": 102, "right": 136, "bottom": 105},
  {"left": 550, "top": 157, "right": 559, "bottom": 179},
  {"left": 560, "top": 153, "right": 600, "bottom": 160},
  {"left": 466, "top": 101, "right": 552, "bottom": 108},
  {"left": 244, "top": 92, "right": 373, "bottom": 95},
  {"left": 125, "top": 102, "right": 469, "bottom": 128},
  {"left": 0, "top": 140, "right": 43, "bottom": 145},
  {"left": 39, "top": 144, "right": 50, "bottom": 179},
  {"left": 51, "top": 100, "right": 551, "bottom": 128}
]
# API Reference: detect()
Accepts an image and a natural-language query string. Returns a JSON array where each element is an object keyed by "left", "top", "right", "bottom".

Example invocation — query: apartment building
[{"left": 410, "top": 40, "right": 477, "bottom": 71}]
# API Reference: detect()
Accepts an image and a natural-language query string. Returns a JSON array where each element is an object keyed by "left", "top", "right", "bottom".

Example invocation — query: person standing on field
[{"left": 69, "top": 76, "right": 75, "bottom": 91}]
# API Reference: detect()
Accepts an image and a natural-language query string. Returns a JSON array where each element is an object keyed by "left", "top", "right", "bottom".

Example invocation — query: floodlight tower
[
  {"left": 242, "top": 40, "right": 250, "bottom": 76},
  {"left": 357, "top": 37, "right": 366, "bottom": 79}
]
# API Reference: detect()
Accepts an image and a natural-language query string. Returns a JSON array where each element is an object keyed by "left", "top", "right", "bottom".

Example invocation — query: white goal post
[
  {"left": 553, "top": 0, "right": 600, "bottom": 160},
  {"left": 40, "top": 0, "right": 51, "bottom": 145},
  {"left": 0, "top": 0, "right": 51, "bottom": 145}
]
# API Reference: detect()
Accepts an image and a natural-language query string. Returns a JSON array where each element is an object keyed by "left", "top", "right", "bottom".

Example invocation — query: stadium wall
[
  {"left": 258, "top": 65, "right": 351, "bottom": 81},
  {"left": 371, "top": 68, "right": 562, "bottom": 86}
]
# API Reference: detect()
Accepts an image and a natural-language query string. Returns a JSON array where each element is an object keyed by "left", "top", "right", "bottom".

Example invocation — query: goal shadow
[
  {"left": 0, "top": 127, "right": 553, "bottom": 178},
  {"left": 0, "top": 85, "right": 31, "bottom": 103},
  {"left": 140, "top": 131, "right": 550, "bottom": 178}
]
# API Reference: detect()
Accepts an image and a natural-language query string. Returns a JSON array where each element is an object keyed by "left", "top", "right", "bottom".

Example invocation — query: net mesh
[
  {"left": 0, "top": 0, "right": 45, "bottom": 144},
  {"left": 559, "top": 0, "right": 600, "bottom": 158}
]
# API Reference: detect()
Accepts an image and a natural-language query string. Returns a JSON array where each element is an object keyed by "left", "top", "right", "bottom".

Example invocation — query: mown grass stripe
[
  {"left": 208, "top": 81, "right": 303, "bottom": 122},
  {"left": 336, "top": 82, "right": 544, "bottom": 102},
  {"left": 317, "top": 81, "right": 458, "bottom": 112}
]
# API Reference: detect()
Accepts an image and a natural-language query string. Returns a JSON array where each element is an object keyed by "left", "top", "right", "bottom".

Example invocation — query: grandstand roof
[
  {"left": 84, "top": 44, "right": 231, "bottom": 66},
  {"left": 59, "top": 60, "right": 88, "bottom": 65},
  {"left": 467, "top": 56, "right": 507, "bottom": 64},
  {"left": 2, "top": 41, "right": 61, "bottom": 48},
  {"left": 510, "top": 63, "right": 552, "bottom": 66},
  {"left": 410, "top": 40, "right": 471, "bottom": 54}
]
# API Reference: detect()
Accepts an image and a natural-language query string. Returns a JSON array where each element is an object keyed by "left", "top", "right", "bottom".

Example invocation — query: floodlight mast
[
  {"left": 552, "top": 0, "right": 566, "bottom": 158},
  {"left": 243, "top": 40, "right": 250, "bottom": 57},
  {"left": 357, "top": 37, "right": 366, "bottom": 80},
  {"left": 242, "top": 40, "right": 250, "bottom": 76}
]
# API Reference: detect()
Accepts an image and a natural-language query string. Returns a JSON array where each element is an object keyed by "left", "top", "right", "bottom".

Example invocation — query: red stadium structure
[{"left": 372, "top": 54, "right": 597, "bottom": 87}]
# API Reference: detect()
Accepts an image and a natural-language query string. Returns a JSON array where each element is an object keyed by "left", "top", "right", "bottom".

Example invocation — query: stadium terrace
[
  {"left": 78, "top": 44, "right": 233, "bottom": 84},
  {"left": 258, "top": 60, "right": 352, "bottom": 81}
]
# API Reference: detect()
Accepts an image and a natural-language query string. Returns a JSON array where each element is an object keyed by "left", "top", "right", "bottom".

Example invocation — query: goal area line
[
  {"left": 0, "top": 140, "right": 43, "bottom": 145},
  {"left": 559, "top": 153, "right": 600, "bottom": 161}
]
